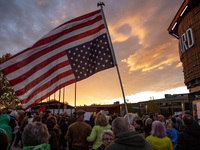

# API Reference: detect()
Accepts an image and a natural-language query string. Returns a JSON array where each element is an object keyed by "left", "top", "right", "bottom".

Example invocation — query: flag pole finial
[{"left": 97, "top": 1, "right": 105, "bottom": 8}]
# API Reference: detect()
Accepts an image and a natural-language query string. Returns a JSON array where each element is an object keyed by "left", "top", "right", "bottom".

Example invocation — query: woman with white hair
[{"left": 96, "top": 130, "right": 114, "bottom": 150}]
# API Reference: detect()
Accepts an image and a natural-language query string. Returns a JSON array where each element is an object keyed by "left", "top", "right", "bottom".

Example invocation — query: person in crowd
[
  {"left": 42, "top": 111, "right": 52, "bottom": 124},
  {"left": 90, "top": 114, "right": 95, "bottom": 128},
  {"left": 165, "top": 119, "right": 179, "bottom": 149},
  {"left": 175, "top": 114, "right": 200, "bottom": 150},
  {"left": 176, "top": 114, "right": 183, "bottom": 132},
  {"left": 33, "top": 115, "right": 42, "bottom": 122},
  {"left": 96, "top": 130, "right": 114, "bottom": 150},
  {"left": 105, "top": 117, "right": 151, "bottom": 150},
  {"left": 146, "top": 121, "right": 173, "bottom": 150},
  {"left": 0, "top": 114, "right": 12, "bottom": 150},
  {"left": 67, "top": 112, "right": 77, "bottom": 128},
  {"left": 14, "top": 110, "right": 25, "bottom": 147},
  {"left": 87, "top": 112, "right": 111, "bottom": 150},
  {"left": 157, "top": 115, "right": 165, "bottom": 126},
  {"left": 124, "top": 113, "right": 137, "bottom": 131},
  {"left": 65, "top": 110, "right": 92, "bottom": 150},
  {"left": 135, "top": 119, "right": 144, "bottom": 134},
  {"left": 58, "top": 116, "right": 68, "bottom": 150},
  {"left": 46, "top": 116, "right": 59, "bottom": 150},
  {"left": 143, "top": 118, "right": 152, "bottom": 138},
  {"left": 22, "top": 122, "right": 50, "bottom": 150},
  {"left": 124, "top": 113, "right": 136, "bottom": 125},
  {"left": 0, "top": 132, "right": 9, "bottom": 150},
  {"left": 8, "top": 111, "right": 18, "bottom": 146},
  {"left": 171, "top": 115, "right": 179, "bottom": 131}
]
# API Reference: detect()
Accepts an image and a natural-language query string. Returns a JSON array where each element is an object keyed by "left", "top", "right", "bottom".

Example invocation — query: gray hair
[
  {"left": 124, "top": 113, "right": 136, "bottom": 125},
  {"left": 145, "top": 118, "right": 152, "bottom": 125},
  {"left": 112, "top": 117, "right": 129, "bottom": 135},
  {"left": 17, "top": 110, "right": 25, "bottom": 115},
  {"left": 101, "top": 130, "right": 114, "bottom": 140},
  {"left": 22, "top": 122, "right": 50, "bottom": 146},
  {"left": 10, "top": 111, "right": 18, "bottom": 118}
]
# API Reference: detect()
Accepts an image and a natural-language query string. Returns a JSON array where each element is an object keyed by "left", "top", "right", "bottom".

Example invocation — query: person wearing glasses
[{"left": 97, "top": 130, "right": 114, "bottom": 150}]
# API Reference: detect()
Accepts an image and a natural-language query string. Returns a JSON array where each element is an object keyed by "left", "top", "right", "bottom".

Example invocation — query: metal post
[
  {"left": 58, "top": 89, "right": 61, "bottom": 114},
  {"left": 98, "top": 2, "right": 130, "bottom": 124},
  {"left": 75, "top": 82, "right": 77, "bottom": 109},
  {"left": 63, "top": 87, "right": 65, "bottom": 112}
]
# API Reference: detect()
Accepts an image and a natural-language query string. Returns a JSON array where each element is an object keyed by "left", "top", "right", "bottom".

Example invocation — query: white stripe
[
  {"left": 6, "top": 49, "right": 68, "bottom": 81},
  {"left": 7, "top": 28, "right": 107, "bottom": 80},
  {"left": 18, "top": 64, "right": 73, "bottom": 100},
  {"left": 12, "top": 55, "right": 69, "bottom": 91},
  {"left": 0, "top": 19, "right": 105, "bottom": 70},
  {"left": 43, "top": 12, "right": 102, "bottom": 38},
  {"left": 21, "top": 74, "right": 75, "bottom": 109}
]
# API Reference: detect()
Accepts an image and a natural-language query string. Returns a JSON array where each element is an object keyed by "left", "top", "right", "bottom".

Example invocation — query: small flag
[
  {"left": 39, "top": 105, "right": 46, "bottom": 114},
  {"left": 0, "top": 9, "right": 115, "bottom": 110}
]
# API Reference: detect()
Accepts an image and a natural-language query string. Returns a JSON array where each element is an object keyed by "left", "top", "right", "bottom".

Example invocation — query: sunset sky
[{"left": 0, "top": 0, "right": 189, "bottom": 106}]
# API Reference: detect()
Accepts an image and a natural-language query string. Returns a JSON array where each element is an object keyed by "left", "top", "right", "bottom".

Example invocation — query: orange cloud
[{"left": 124, "top": 41, "right": 180, "bottom": 72}]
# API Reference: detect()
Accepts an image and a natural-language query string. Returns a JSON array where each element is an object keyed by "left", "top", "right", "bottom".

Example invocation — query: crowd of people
[{"left": 0, "top": 109, "right": 200, "bottom": 150}]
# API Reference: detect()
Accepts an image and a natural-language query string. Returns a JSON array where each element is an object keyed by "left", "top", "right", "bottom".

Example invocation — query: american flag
[{"left": 0, "top": 9, "right": 115, "bottom": 110}]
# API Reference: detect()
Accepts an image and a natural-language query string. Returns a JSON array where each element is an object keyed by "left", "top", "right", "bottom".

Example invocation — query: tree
[
  {"left": 147, "top": 100, "right": 160, "bottom": 114},
  {"left": 0, "top": 53, "right": 19, "bottom": 109}
]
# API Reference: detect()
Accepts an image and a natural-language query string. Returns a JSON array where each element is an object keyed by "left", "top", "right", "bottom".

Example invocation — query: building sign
[
  {"left": 179, "top": 28, "right": 194, "bottom": 59},
  {"left": 193, "top": 100, "right": 200, "bottom": 117}
]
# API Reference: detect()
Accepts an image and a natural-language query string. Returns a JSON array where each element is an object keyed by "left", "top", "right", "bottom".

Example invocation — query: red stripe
[
  {"left": 3, "top": 24, "right": 105, "bottom": 75},
  {"left": 33, "top": 15, "right": 103, "bottom": 48},
  {"left": 0, "top": 10, "right": 102, "bottom": 66},
  {"left": 15, "top": 60, "right": 70, "bottom": 96},
  {"left": 23, "top": 78, "right": 76, "bottom": 110},
  {"left": 55, "top": 9, "right": 101, "bottom": 29},
  {"left": 20, "top": 69, "right": 74, "bottom": 104},
  {"left": 10, "top": 51, "right": 67, "bottom": 86}
]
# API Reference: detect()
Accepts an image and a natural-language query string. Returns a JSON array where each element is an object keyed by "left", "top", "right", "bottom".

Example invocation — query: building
[
  {"left": 33, "top": 100, "right": 75, "bottom": 115},
  {"left": 168, "top": 0, "right": 200, "bottom": 116},
  {"left": 75, "top": 104, "right": 121, "bottom": 115},
  {"left": 130, "top": 94, "right": 189, "bottom": 116}
]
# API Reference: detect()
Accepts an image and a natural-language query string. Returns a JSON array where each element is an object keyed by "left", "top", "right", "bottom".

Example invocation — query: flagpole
[
  {"left": 74, "top": 82, "right": 77, "bottom": 109},
  {"left": 58, "top": 89, "right": 61, "bottom": 114},
  {"left": 63, "top": 87, "right": 65, "bottom": 112},
  {"left": 53, "top": 92, "right": 55, "bottom": 114},
  {"left": 98, "top": 2, "right": 130, "bottom": 124}
]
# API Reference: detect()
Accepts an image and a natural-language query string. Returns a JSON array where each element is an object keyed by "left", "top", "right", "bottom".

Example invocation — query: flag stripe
[
  {"left": 34, "top": 15, "right": 103, "bottom": 48},
  {"left": 2, "top": 24, "right": 105, "bottom": 75},
  {"left": 10, "top": 51, "right": 68, "bottom": 86},
  {"left": 18, "top": 65, "right": 74, "bottom": 100},
  {"left": 15, "top": 60, "right": 70, "bottom": 96},
  {"left": 20, "top": 72, "right": 75, "bottom": 104},
  {"left": 22, "top": 78, "right": 76, "bottom": 110},
  {"left": 54, "top": 9, "right": 101, "bottom": 30}
]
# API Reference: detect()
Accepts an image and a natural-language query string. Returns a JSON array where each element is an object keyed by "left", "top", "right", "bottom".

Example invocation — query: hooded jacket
[
  {"left": 175, "top": 124, "right": 200, "bottom": 150},
  {"left": 23, "top": 143, "right": 50, "bottom": 150},
  {"left": 166, "top": 128, "right": 179, "bottom": 149},
  {"left": 0, "top": 114, "right": 12, "bottom": 149},
  {"left": 105, "top": 131, "right": 152, "bottom": 150}
]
